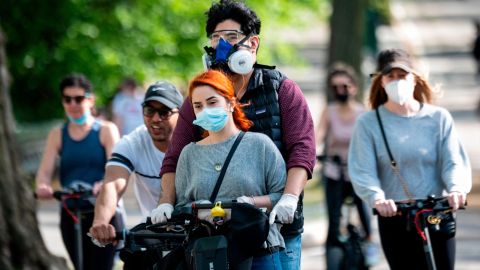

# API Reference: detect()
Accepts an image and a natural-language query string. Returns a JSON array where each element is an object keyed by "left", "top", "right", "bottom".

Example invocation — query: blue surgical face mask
[
  {"left": 67, "top": 109, "right": 91, "bottom": 125},
  {"left": 193, "top": 107, "right": 228, "bottom": 132}
]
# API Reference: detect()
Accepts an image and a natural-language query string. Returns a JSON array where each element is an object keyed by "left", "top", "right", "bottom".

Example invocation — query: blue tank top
[{"left": 59, "top": 120, "right": 106, "bottom": 187}]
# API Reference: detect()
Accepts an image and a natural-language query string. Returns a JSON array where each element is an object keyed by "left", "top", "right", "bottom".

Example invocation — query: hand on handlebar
[
  {"left": 269, "top": 193, "right": 298, "bottom": 225},
  {"left": 374, "top": 199, "right": 397, "bottom": 217},
  {"left": 88, "top": 223, "right": 116, "bottom": 247},
  {"left": 151, "top": 203, "right": 174, "bottom": 224},
  {"left": 447, "top": 191, "right": 467, "bottom": 211},
  {"left": 35, "top": 184, "right": 54, "bottom": 199}
]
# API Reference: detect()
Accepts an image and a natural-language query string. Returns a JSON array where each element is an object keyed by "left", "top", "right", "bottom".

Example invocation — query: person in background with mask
[
  {"left": 348, "top": 49, "right": 472, "bottom": 270},
  {"left": 152, "top": 1, "right": 316, "bottom": 269},
  {"left": 174, "top": 69, "right": 286, "bottom": 269},
  {"left": 316, "top": 63, "right": 378, "bottom": 268},
  {"left": 35, "top": 74, "right": 122, "bottom": 270}
]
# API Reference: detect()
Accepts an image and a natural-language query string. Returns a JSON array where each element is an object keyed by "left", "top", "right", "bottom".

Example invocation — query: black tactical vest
[{"left": 239, "top": 68, "right": 285, "bottom": 154}]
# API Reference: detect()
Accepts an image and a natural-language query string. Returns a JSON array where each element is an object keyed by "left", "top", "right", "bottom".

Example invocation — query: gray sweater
[
  {"left": 175, "top": 132, "right": 286, "bottom": 248},
  {"left": 348, "top": 104, "right": 471, "bottom": 208}
]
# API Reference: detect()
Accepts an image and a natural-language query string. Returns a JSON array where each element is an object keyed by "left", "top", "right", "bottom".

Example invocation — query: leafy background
[{"left": 1, "top": 0, "right": 326, "bottom": 122}]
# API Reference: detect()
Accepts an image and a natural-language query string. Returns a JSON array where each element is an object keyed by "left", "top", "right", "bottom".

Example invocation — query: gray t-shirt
[
  {"left": 175, "top": 132, "right": 286, "bottom": 248},
  {"left": 348, "top": 104, "right": 471, "bottom": 208}
]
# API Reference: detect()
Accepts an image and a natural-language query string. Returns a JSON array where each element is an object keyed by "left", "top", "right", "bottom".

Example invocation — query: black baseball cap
[
  {"left": 142, "top": 81, "right": 183, "bottom": 109},
  {"left": 376, "top": 49, "right": 414, "bottom": 74}
]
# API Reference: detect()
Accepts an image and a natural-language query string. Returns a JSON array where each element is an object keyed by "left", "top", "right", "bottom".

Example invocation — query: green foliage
[
  {"left": 368, "top": 0, "right": 392, "bottom": 25},
  {"left": 1, "top": 0, "right": 325, "bottom": 122}
]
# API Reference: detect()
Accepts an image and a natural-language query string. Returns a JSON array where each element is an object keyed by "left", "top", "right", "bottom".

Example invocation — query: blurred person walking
[
  {"left": 316, "top": 63, "right": 378, "bottom": 268},
  {"left": 112, "top": 77, "right": 144, "bottom": 136}
]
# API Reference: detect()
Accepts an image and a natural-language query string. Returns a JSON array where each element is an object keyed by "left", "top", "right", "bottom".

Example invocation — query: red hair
[{"left": 188, "top": 70, "right": 253, "bottom": 131}]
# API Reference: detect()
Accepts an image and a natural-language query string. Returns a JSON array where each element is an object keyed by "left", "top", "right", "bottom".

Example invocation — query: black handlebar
[
  {"left": 192, "top": 201, "right": 236, "bottom": 209},
  {"left": 372, "top": 195, "right": 466, "bottom": 215},
  {"left": 35, "top": 183, "right": 94, "bottom": 201},
  {"left": 115, "top": 229, "right": 187, "bottom": 241},
  {"left": 316, "top": 155, "right": 347, "bottom": 166},
  {"left": 52, "top": 189, "right": 93, "bottom": 201}
]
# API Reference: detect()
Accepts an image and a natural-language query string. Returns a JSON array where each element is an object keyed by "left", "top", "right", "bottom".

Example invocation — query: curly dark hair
[{"left": 205, "top": 0, "right": 261, "bottom": 37}]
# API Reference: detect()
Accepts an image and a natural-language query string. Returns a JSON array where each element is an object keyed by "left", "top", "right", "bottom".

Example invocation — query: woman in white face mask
[{"left": 348, "top": 49, "right": 471, "bottom": 270}]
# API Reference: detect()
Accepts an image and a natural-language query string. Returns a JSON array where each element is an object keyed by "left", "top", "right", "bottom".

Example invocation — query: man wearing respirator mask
[{"left": 153, "top": 1, "right": 316, "bottom": 269}]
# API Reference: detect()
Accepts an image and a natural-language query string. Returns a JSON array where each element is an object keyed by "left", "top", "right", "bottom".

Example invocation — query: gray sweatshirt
[
  {"left": 175, "top": 132, "right": 286, "bottom": 248},
  {"left": 348, "top": 104, "right": 471, "bottom": 208}
]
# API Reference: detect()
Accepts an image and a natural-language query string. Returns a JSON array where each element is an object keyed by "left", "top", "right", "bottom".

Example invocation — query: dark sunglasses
[
  {"left": 62, "top": 95, "right": 88, "bottom": 104},
  {"left": 331, "top": 84, "right": 350, "bottom": 91},
  {"left": 142, "top": 106, "right": 178, "bottom": 120}
]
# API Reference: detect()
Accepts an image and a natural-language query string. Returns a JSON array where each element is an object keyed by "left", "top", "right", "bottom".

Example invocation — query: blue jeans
[
  {"left": 279, "top": 234, "right": 302, "bottom": 270},
  {"left": 252, "top": 251, "right": 282, "bottom": 270}
]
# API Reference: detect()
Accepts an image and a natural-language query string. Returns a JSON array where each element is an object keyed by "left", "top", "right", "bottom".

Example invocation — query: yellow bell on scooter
[{"left": 211, "top": 201, "right": 226, "bottom": 218}]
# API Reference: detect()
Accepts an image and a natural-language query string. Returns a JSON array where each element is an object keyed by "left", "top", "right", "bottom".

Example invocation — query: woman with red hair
[{"left": 173, "top": 69, "right": 286, "bottom": 269}]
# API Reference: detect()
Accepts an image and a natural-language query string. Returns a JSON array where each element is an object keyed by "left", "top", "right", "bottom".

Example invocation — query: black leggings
[
  {"left": 325, "top": 177, "right": 371, "bottom": 246},
  {"left": 378, "top": 214, "right": 455, "bottom": 270},
  {"left": 60, "top": 208, "right": 123, "bottom": 270}
]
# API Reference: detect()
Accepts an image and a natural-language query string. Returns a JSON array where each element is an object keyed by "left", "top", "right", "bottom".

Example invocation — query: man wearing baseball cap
[{"left": 89, "top": 81, "right": 183, "bottom": 268}]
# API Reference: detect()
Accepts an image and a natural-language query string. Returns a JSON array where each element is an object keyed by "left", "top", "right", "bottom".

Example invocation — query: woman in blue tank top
[{"left": 35, "top": 74, "right": 122, "bottom": 270}]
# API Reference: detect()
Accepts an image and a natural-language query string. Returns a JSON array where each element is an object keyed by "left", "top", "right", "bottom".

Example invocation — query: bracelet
[{"left": 250, "top": 196, "right": 256, "bottom": 206}]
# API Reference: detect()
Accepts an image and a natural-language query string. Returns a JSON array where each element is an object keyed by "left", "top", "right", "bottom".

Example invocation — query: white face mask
[{"left": 384, "top": 73, "right": 415, "bottom": 105}]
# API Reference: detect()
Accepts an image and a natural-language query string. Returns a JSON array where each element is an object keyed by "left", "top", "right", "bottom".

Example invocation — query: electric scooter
[
  {"left": 373, "top": 195, "right": 464, "bottom": 270},
  {"left": 53, "top": 182, "right": 95, "bottom": 270}
]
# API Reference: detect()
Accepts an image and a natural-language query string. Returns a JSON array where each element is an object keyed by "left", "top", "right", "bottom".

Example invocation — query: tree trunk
[
  {"left": 0, "top": 25, "right": 66, "bottom": 270},
  {"left": 327, "top": 0, "right": 367, "bottom": 99}
]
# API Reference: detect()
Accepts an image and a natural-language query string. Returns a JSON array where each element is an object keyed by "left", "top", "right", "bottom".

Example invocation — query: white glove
[
  {"left": 236, "top": 196, "right": 254, "bottom": 205},
  {"left": 269, "top": 193, "right": 299, "bottom": 224},
  {"left": 150, "top": 203, "right": 174, "bottom": 224}
]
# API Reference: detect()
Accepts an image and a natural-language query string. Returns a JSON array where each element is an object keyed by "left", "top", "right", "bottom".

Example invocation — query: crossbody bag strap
[
  {"left": 209, "top": 132, "right": 245, "bottom": 203},
  {"left": 375, "top": 108, "right": 414, "bottom": 201}
]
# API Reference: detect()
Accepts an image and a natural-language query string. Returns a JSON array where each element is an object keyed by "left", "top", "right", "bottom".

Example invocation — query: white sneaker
[{"left": 364, "top": 241, "right": 380, "bottom": 266}]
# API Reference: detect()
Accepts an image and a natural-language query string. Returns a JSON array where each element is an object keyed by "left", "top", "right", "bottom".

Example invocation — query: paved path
[{"left": 37, "top": 0, "right": 480, "bottom": 269}]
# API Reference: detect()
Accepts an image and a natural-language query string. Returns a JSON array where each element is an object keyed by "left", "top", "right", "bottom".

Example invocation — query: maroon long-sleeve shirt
[{"left": 160, "top": 78, "right": 316, "bottom": 179}]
